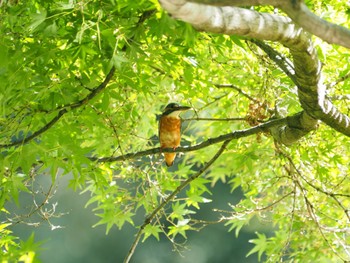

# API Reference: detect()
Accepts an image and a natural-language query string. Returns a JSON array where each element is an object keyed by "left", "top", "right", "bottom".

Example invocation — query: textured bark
[
  {"left": 186, "top": 0, "right": 350, "bottom": 49},
  {"left": 270, "top": 111, "right": 318, "bottom": 145},
  {"left": 159, "top": 0, "right": 350, "bottom": 140}
]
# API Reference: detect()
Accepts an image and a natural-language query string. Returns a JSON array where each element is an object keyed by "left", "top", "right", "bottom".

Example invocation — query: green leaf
[
  {"left": 142, "top": 224, "right": 162, "bottom": 242},
  {"left": 169, "top": 202, "right": 195, "bottom": 221},
  {"left": 111, "top": 53, "right": 129, "bottom": 69},
  {"left": 28, "top": 8, "right": 47, "bottom": 32},
  {"left": 168, "top": 219, "right": 191, "bottom": 239},
  {"left": 247, "top": 232, "right": 267, "bottom": 261},
  {"left": 225, "top": 217, "right": 247, "bottom": 238},
  {"left": 0, "top": 223, "right": 12, "bottom": 232}
]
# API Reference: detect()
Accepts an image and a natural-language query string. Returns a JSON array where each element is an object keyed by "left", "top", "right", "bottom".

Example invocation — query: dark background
[{"left": 4, "top": 172, "right": 272, "bottom": 263}]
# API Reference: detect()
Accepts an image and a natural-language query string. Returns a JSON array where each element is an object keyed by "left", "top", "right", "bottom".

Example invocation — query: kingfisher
[{"left": 159, "top": 103, "right": 191, "bottom": 166}]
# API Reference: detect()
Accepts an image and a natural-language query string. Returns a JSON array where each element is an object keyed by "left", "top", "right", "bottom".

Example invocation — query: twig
[
  {"left": 7, "top": 171, "right": 58, "bottom": 227},
  {"left": 215, "top": 190, "right": 293, "bottom": 216},
  {"left": 214, "top": 83, "right": 259, "bottom": 103},
  {"left": 197, "top": 94, "right": 229, "bottom": 111},
  {"left": 283, "top": 152, "right": 350, "bottom": 220},
  {"left": 189, "top": 190, "right": 293, "bottom": 235},
  {"left": 300, "top": 186, "right": 347, "bottom": 262},
  {"left": 328, "top": 72, "right": 350, "bottom": 89},
  {"left": 122, "top": 140, "right": 231, "bottom": 263},
  {"left": 328, "top": 94, "right": 350, "bottom": 101}
]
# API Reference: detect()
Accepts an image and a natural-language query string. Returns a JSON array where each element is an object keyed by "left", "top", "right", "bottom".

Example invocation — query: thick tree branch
[
  {"left": 123, "top": 140, "right": 231, "bottom": 263},
  {"left": 270, "top": 111, "right": 318, "bottom": 145},
  {"left": 186, "top": 0, "right": 350, "bottom": 49},
  {"left": 281, "top": 1, "right": 350, "bottom": 49}
]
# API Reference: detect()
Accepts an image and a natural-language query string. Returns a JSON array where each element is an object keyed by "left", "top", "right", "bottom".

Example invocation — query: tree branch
[
  {"left": 286, "top": 157, "right": 349, "bottom": 262},
  {"left": 269, "top": 111, "right": 318, "bottom": 145},
  {"left": 59, "top": 66, "right": 116, "bottom": 111},
  {"left": 89, "top": 114, "right": 316, "bottom": 163},
  {"left": 0, "top": 67, "right": 116, "bottom": 149},
  {"left": 281, "top": 1, "right": 350, "bottom": 49},
  {"left": 123, "top": 139, "right": 231, "bottom": 263},
  {"left": 214, "top": 83, "right": 259, "bottom": 103},
  {"left": 183, "top": 117, "right": 248, "bottom": 122},
  {"left": 186, "top": 0, "right": 350, "bottom": 49},
  {"left": 90, "top": 118, "right": 287, "bottom": 163}
]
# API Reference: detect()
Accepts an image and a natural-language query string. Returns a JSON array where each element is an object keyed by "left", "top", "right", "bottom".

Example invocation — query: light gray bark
[{"left": 186, "top": 0, "right": 350, "bottom": 49}]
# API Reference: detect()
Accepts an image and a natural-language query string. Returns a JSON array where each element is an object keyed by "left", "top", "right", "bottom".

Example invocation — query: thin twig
[
  {"left": 328, "top": 71, "right": 350, "bottom": 89},
  {"left": 215, "top": 190, "right": 293, "bottom": 216},
  {"left": 328, "top": 94, "right": 350, "bottom": 101},
  {"left": 283, "top": 152, "right": 350, "bottom": 220},
  {"left": 214, "top": 83, "right": 259, "bottom": 103},
  {"left": 6, "top": 170, "right": 58, "bottom": 226},
  {"left": 123, "top": 140, "right": 231, "bottom": 263}
]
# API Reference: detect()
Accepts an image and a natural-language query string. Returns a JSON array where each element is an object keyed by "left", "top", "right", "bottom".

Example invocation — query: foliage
[
  {"left": 0, "top": 0, "right": 349, "bottom": 262},
  {"left": 0, "top": 221, "right": 40, "bottom": 262}
]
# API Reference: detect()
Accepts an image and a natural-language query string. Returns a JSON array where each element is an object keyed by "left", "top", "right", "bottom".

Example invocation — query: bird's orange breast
[
  {"left": 159, "top": 116, "right": 182, "bottom": 166},
  {"left": 159, "top": 116, "right": 181, "bottom": 148}
]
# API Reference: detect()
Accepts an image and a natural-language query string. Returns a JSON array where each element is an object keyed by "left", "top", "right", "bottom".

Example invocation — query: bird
[{"left": 159, "top": 103, "right": 191, "bottom": 167}]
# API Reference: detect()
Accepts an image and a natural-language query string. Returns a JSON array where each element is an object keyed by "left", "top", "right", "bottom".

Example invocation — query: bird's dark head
[{"left": 162, "top": 103, "right": 191, "bottom": 117}]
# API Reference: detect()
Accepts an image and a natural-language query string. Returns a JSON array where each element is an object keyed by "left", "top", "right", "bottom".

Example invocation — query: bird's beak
[{"left": 177, "top": 105, "right": 191, "bottom": 111}]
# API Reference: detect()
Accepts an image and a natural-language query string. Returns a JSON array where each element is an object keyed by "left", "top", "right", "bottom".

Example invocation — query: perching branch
[
  {"left": 90, "top": 113, "right": 315, "bottom": 163},
  {"left": 183, "top": 117, "right": 248, "bottom": 122},
  {"left": 0, "top": 66, "right": 116, "bottom": 149},
  {"left": 123, "top": 139, "right": 231, "bottom": 263},
  {"left": 90, "top": 117, "right": 286, "bottom": 163}
]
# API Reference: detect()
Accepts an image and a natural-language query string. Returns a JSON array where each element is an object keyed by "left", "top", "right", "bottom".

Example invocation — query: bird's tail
[{"left": 165, "top": 153, "right": 176, "bottom": 167}]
